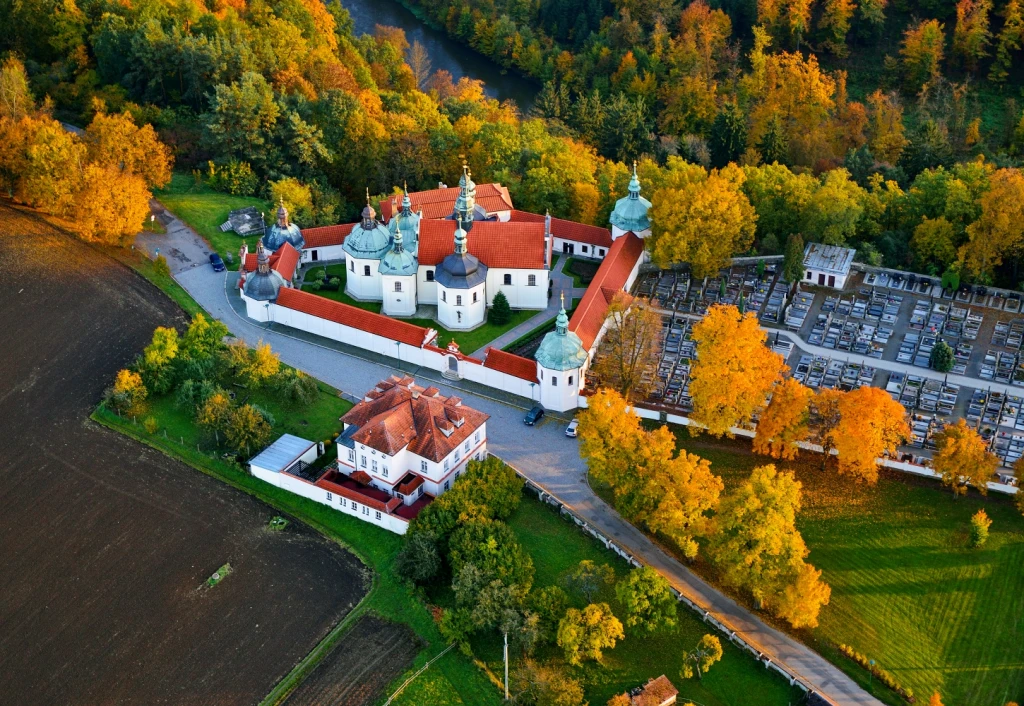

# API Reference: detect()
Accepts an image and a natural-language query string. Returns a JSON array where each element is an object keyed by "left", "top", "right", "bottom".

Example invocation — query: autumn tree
[
  {"left": 953, "top": 0, "right": 992, "bottom": 73},
  {"left": 84, "top": 107, "right": 172, "bottom": 189},
  {"left": 900, "top": 19, "right": 945, "bottom": 93},
  {"left": 614, "top": 566, "right": 678, "bottom": 634},
  {"left": 75, "top": 164, "right": 152, "bottom": 245},
  {"left": 960, "top": 168, "right": 1024, "bottom": 281},
  {"left": 197, "top": 391, "right": 233, "bottom": 442},
  {"left": 754, "top": 377, "right": 812, "bottom": 460},
  {"left": 969, "top": 509, "right": 992, "bottom": 548},
  {"left": 512, "top": 661, "right": 586, "bottom": 706},
  {"left": 826, "top": 386, "right": 909, "bottom": 483},
  {"left": 858, "top": 0, "right": 887, "bottom": 31},
  {"left": 690, "top": 305, "right": 785, "bottom": 436},
  {"left": 0, "top": 57, "right": 33, "bottom": 121},
  {"left": 226, "top": 403, "right": 272, "bottom": 454},
  {"left": 110, "top": 369, "right": 147, "bottom": 416},
  {"left": 681, "top": 634, "right": 723, "bottom": 679},
  {"left": 912, "top": 217, "right": 957, "bottom": 273},
  {"left": 239, "top": 340, "right": 281, "bottom": 387},
  {"left": 815, "top": 388, "right": 844, "bottom": 468},
  {"left": 802, "top": 168, "right": 866, "bottom": 245},
  {"left": 563, "top": 560, "right": 616, "bottom": 602},
  {"left": 591, "top": 293, "right": 662, "bottom": 403},
  {"left": 867, "top": 90, "right": 909, "bottom": 164},
  {"left": 556, "top": 603, "right": 625, "bottom": 665},
  {"left": 928, "top": 692, "right": 945, "bottom": 706},
  {"left": 775, "top": 562, "right": 832, "bottom": 628},
  {"left": 579, "top": 388, "right": 723, "bottom": 557},
  {"left": 818, "top": 0, "right": 856, "bottom": 56},
  {"left": 932, "top": 419, "right": 997, "bottom": 497},
  {"left": 989, "top": 0, "right": 1024, "bottom": 82},
  {"left": 648, "top": 162, "right": 757, "bottom": 277}
]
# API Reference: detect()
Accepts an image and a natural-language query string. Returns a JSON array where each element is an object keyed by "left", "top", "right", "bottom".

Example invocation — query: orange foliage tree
[
  {"left": 826, "top": 386, "right": 909, "bottom": 483},
  {"left": 932, "top": 418, "right": 998, "bottom": 496},
  {"left": 690, "top": 304, "right": 785, "bottom": 437},
  {"left": 754, "top": 377, "right": 812, "bottom": 460}
]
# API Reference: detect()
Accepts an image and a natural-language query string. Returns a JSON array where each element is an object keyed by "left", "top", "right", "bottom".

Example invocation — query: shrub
[
  {"left": 328, "top": 276, "right": 340, "bottom": 288},
  {"left": 307, "top": 280, "right": 321, "bottom": 291},
  {"left": 395, "top": 531, "right": 441, "bottom": 584},
  {"left": 929, "top": 340, "right": 954, "bottom": 373},
  {"left": 206, "top": 159, "right": 258, "bottom": 196},
  {"left": 274, "top": 368, "right": 320, "bottom": 405},
  {"left": 153, "top": 254, "right": 170, "bottom": 278},
  {"left": 248, "top": 403, "right": 276, "bottom": 428},
  {"left": 143, "top": 416, "right": 158, "bottom": 434},
  {"left": 489, "top": 290, "right": 511, "bottom": 325},
  {"left": 969, "top": 509, "right": 991, "bottom": 547}
]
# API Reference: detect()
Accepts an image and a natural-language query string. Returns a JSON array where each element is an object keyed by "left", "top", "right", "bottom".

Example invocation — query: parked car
[
  {"left": 523, "top": 406, "right": 545, "bottom": 426},
  {"left": 565, "top": 418, "right": 579, "bottom": 437},
  {"left": 209, "top": 253, "right": 226, "bottom": 272}
]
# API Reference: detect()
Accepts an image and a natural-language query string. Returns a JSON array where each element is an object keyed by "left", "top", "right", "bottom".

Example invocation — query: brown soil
[
  {"left": 0, "top": 203, "right": 367, "bottom": 705},
  {"left": 284, "top": 615, "right": 421, "bottom": 706}
]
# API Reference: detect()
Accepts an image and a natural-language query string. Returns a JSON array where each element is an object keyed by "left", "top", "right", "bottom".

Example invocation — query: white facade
[
  {"left": 346, "top": 256, "right": 383, "bottom": 300},
  {"left": 538, "top": 363, "right": 583, "bottom": 411},
  {"left": 486, "top": 268, "right": 549, "bottom": 308},
  {"left": 611, "top": 224, "right": 650, "bottom": 240},
  {"left": 382, "top": 274, "right": 417, "bottom": 316},
  {"left": 302, "top": 244, "right": 347, "bottom": 263},
  {"left": 416, "top": 266, "right": 439, "bottom": 304},
  {"left": 802, "top": 243, "right": 855, "bottom": 289},
  {"left": 554, "top": 237, "right": 609, "bottom": 260},
  {"left": 241, "top": 292, "right": 272, "bottom": 322},
  {"left": 437, "top": 282, "right": 486, "bottom": 330}
]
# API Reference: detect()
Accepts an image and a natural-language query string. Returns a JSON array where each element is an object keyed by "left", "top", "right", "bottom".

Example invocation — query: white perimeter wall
[{"left": 553, "top": 237, "right": 609, "bottom": 260}]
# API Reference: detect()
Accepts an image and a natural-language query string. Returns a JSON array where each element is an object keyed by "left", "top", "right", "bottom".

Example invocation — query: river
[{"left": 341, "top": 0, "right": 537, "bottom": 111}]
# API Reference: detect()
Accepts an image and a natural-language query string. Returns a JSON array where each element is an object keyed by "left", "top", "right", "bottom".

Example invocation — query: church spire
[
  {"left": 361, "top": 188, "right": 377, "bottom": 229},
  {"left": 454, "top": 213, "right": 468, "bottom": 256},
  {"left": 555, "top": 291, "right": 569, "bottom": 335},
  {"left": 276, "top": 197, "right": 289, "bottom": 227},
  {"left": 401, "top": 181, "right": 412, "bottom": 214},
  {"left": 256, "top": 239, "right": 270, "bottom": 275},
  {"left": 392, "top": 220, "right": 405, "bottom": 254},
  {"left": 628, "top": 161, "right": 641, "bottom": 200}
]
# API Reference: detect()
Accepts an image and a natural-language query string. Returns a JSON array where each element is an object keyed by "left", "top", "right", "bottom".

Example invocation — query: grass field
[
  {"left": 600, "top": 427, "right": 1024, "bottom": 706},
  {"left": 155, "top": 172, "right": 271, "bottom": 271},
  {"left": 466, "top": 494, "right": 804, "bottom": 706},
  {"left": 300, "top": 263, "right": 539, "bottom": 353}
]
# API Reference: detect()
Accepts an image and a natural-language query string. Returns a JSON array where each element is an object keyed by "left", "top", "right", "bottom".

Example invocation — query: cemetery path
[{"left": 137, "top": 215, "right": 881, "bottom": 706}]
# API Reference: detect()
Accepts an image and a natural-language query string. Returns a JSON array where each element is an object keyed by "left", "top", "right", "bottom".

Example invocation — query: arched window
[
  {"left": 528, "top": 274, "right": 536, "bottom": 286},
  {"left": 503, "top": 274, "right": 512, "bottom": 285}
]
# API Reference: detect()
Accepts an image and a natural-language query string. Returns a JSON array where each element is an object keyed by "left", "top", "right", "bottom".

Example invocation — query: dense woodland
[{"left": 2, "top": 0, "right": 1024, "bottom": 284}]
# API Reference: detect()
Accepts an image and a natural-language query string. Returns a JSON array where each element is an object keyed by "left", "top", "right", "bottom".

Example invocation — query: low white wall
[{"left": 252, "top": 466, "right": 409, "bottom": 534}]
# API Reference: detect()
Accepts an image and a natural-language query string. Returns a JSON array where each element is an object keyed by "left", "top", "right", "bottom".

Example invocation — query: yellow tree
[
  {"left": 828, "top": 386, "right": 909, "bottom": 483},
  {"left": 197, "top": 392, "right": 233, "bottom": 443},
  {"left": 226, "top": 404, "right": 272, "bottom": 454},
  {"left": 818, "top": 0, "right": 856, "bottom": 56},
  {"left": 867, "top": 90, "right": 909, "bottom": 164},
  {"left": 707, "top": 464, "right": 808, "bottom": 608},
  {"left": 900, "top": 19, "right": 946, "bottom": 92},
  {"left": 17, "top": 115, "right": 86, "bottom": 214},
  {"left": 774, "top": 562, "right": 831, "bottom": 629},
  {"left": 591, "top": 293, "right": 663, "bottom": 403},
  {"left": 932, "top": 419, "right": 997, "bottom": 497},
  {"left": 815, "top": 388, "right": 844, "bottom": 468},
  {"left": 754, "top": 377, "right": 812, "bottom": 460},
  {"left": 75, "top": 164, "right": 152, "bottom": 245},
  {"left": 953, "top": 0, "right": 993, "bottom": 72},
  {"left": 84, "top": 108, "right": 172, "bottom": 189},
  {"left": 911, "top": 216, "right": 957, "bottom": 272},
  {"left": 960, "top": 168, "right": 1024, "bottom": 281},
  {"left": 110, "top": 369, "right": 147, "bottom": 416},
  {"left": 690, "top": 304, "right": 785, "bottom": 436},
  {"left": 648, "top": 163, "right": 756, "bottom": 278},
  {"left": 928, "top": 692, "right": 944, "bottom": 706},
  {"left": 556, "top": 603, "right": 624, "bottom": 665}
]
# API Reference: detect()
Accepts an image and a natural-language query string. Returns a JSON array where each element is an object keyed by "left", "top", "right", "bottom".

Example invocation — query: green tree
[
  {"left": 529, "top": 585, "right": 570, "bottom": 642},
  {"left": 709, "top": 101, "right": 747, "bottom": 168},
  {"left": 615, "top": 566, "right": 678, "bottom": 634},
  {"left": 489, "top": 290, "right": 511, "bottom": 325},
  {"left": 969, "top": 509, "right": 992, "bottom": 547},
  {"left": 203, "top": 72, "right": 281, "bottom": 174},
  {"left": 929, "top": 340, "right": 955, "bottom": 372},
  {"left": 681, "top": 634, "right": 723, "bottom": 679},
  {"left": 757, "top": 113, "right": 788, "bottom": 165},
  {"left": 802, "top": 169, "right": 866, "bottom": 245},
  {"left": 556, "top": 603, "right": 625, "bottom": 665},
  {"left": 448, "top": 518, "right": 535, "bottom": 593},
  {"left": 395, "top": 531, "right": 441, "bottom": 584},
  {"left": 989, "top": 0, "right": 1024, "bottom": 82},
  {"left": 911, "top": 217, "right": 957, "bottom": 273},
  {"left": 562, "top": 560, "right": 616, "bottom": 602}
]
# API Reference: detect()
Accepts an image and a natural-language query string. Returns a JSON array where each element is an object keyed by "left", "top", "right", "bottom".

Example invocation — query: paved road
[{"left": 138, "top": 212, "right": 881, "bottom": 706}]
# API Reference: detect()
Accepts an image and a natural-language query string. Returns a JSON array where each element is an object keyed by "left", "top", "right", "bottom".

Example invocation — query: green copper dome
[
  {"left": 609, "top": 163, "right": 651, "bottom": 233},
  {"left": 263, "top": 201, "right": 305, "bottom": 251},
  {"left": 388, "top": 185, "right": 420, "bottom": 252},
  {"left": 379, "top": 222, "right": 417, "bottom": 276},
  {"left": 535, "top": 299, "right": 588, "bottom": 372},
  {"left": 344, "top": 202, "right": 392, "bottom": 260}
]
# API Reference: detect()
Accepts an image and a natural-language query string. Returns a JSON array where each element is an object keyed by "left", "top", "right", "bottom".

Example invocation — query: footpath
[{"left": 135, "top": 211, "right": 882, "bottom": 706}]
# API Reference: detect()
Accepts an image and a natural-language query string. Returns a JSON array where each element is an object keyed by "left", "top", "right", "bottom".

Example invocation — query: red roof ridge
[
  {"left": 508, "top": 210, "right": 613, "bottom": 248},
  {"left": 275, "top": 288, "right": 436, "bottom": 348},
  {"left": 483, "top": 347, "right": 537, "bottom": 383},
  {"left": 302, "top": 223, "right": 355, "bottom": 248},
  {"left": 568, "top": 233, "right": 646, "bottom": 351},
  {"left": 418, "top": 220, "right": 546, "bottom": 270}
]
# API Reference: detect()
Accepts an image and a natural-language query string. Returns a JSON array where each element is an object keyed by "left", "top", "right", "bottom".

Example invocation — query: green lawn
[
  {"left": 468, "top": 494, "right": 805, "bottom": 706},
  {"left": 609, "top": 428, "right": 1024, "bottom": 706},
  {"left": 300, "top": 262, "right": 540, "bottom": 354},
  {"left": 155, "top": 172, "right": 271, "bottom": 271}
]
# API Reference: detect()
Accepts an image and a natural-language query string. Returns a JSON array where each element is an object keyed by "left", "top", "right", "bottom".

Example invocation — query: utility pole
[{"left": 504, "top": 632, "right": 509, "bottom": 700}]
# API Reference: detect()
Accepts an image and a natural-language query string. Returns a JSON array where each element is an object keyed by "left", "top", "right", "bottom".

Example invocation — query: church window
[
  {"left": 442, "top": 291, "right": 446, "bottom": 302},
  {"left": 582, "top": 245, "right": 589, "bottom": 253},
  {"left": 421, "top": 460, "right": 428, "bottom": 472},
  {"left": 552, "top": 376, "right": 557, "bottom": 386},
  {"left": 394, "top": 281, "right": 402, "bottom": 292},
  {"left": 528, "top": 275, "right": 536, "bottom": 286},
  {"left": 472, "top": 292, "right": 478, "bottom": 303},
  {"left": 456, "top": 295, "right": 462, "bottom": 306},
  {"left": 426, "top": 270, "right": 434, "bottom": 282},
  {"left": 568, "top": 375, "right": 574, "bottom": 385},
  {"left": 363, "top": 265, "right": 370, "bottom": 276},
  {"left": 503, "top": 274, "right": 512, "bottom": 285},
  {"left": 598, "top": 249, "right": 605, "bottom": 256}
]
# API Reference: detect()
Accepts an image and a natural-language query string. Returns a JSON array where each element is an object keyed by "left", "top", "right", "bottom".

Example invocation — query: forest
[{"left": 2, "top": 0, "right": 1024, "bottom": 285}]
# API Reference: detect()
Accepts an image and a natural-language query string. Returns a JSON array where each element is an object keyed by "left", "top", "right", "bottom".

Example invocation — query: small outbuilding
[
  {"left": 220, "top": 206, "right": 266, "bottom": 238},
  {"left": 803, "top": 242, "right": 855, "bottom": 289},
  {"left": 625, "top": 675, "right": 678, "bottom": 706},
  {"left": 249, "top": 434, "right": 319, "bottom": 478}
]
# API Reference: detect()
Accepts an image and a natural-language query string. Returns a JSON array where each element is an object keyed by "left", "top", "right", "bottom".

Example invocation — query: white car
[{"left": 565, "top": 418, "right": 579, "bottom": 437}]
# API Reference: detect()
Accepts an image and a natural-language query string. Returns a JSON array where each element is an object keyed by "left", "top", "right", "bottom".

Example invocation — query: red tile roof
[
  {"left": 380, "top": 183, "right": 514, "bottom": 221},
  {"left": 241, "top": 242, "right": 300, "bottom": 280},
  {"left": 315, "top": 470, "right": 403, "bottom": 514},
  {"left": 302, "top": 223, "right": 355, "bottom": 248},
  {"left": 568, "top": 233, "right": 646, "bottom": 351},
  {"left": 418, "top": 220, "right": 547, "bottom": 270},
  {"left": 483, "top": 347, "right": 538, "bottom": 383},
  {"left": 341, "top": 376, "right": 489, "bottom": 461},
  {"left": 631, "top": 675, "right": 679, "bottom": 706},
  {"left": 275, "top": 288, "right": 436, "bottom": 348},
  {"left": 509, "top": 210, "right": 613, "bottom": 248}
]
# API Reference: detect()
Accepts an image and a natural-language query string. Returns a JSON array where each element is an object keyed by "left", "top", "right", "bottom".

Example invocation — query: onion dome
[
  {"left": 451, "top": 162, "right": 478, "bottom": 230},
  {"left": 243, "top": 240, "right": 287, "bottom": 301},
  {"left": 436, "top": 215, "right": 486, "bottom": 289},
  {"left": 609, "top": 161, "right": 652, "bottom": 234},
  {"left": 344, "top": 191, "right": 392, "bottom": 260},
  {"left": 262, "top": 199, "right": 304, "bottom": 252},
  {"left": 535, "top": 294, "right": 588, "bottom": 371},
  {"left": 388, "top": 183, "right": 420, "bottom": 251},
  {"left": 379, "top": 221, "right": 417, "bottom": 277}
]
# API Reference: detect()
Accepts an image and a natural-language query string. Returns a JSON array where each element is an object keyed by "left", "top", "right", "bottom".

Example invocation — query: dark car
[
  {"left": 524, "top": 405, "right": 545, "bottom": 426},
  {"left": 209, "top": 253, "right": 226, "bottom": 272}
]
